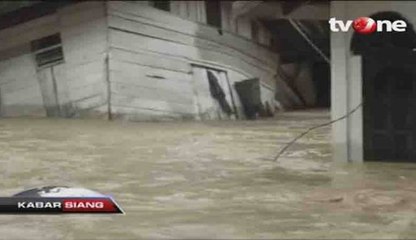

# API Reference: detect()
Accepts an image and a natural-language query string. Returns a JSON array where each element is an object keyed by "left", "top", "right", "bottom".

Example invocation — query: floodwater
[{"left": 0, "top": 110, "right": 416, "bottom": 239}]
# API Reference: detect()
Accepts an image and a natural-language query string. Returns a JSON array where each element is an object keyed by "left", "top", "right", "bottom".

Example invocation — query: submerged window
[
  {"left": 152, "top": 0, "right": 170, "bottom": 11},
  {"left": 205, "top": 1, "right": 222, "bottom": 28},
  {"left": 31, "top": 33, "right": 64, "bottom": 68}
]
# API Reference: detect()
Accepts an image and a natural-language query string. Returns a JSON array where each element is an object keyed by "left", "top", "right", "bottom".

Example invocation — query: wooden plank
[
  {"left": 110, "top": 81, "right": 194, "bottom": 105},
  {"left": 0, "top": 76, "right": 39, "bottom": 94},
  {"left": 64, "top": 60, "right": 105, "bottom": 82},
  {"left": 109, "top": 29, "right": 276, "bottom": 77},
  {"left": 111, "top": 105, "right": 195, "bottom": 121},
  {"left": 1, "top": 53, "right": 36, "bottom": 70},
  {"left": 51, "top": 64, "right": 71, "bottom": 106},
  {"left": 108, "top": 13, "right": 277, "bottom": 69},
  {"left": 0, "top": 50, "right": 45, "bottom": 116},
  {"left": 66, "top": 72, "right": 105, "bottom": 92},
  {"left": 58, "top": 2, "right": 105, "bottom": 27},
  {"left": 69, "top": 81, "right": 106, "bottom": 102},
  {"left": 36, "top": 67, "right": 60, "bottom": 116},
  {"left": 109, "top": 70, "right": 194, "bottom": 95},
  {"left": 107, "top": 2, "right": 278, "bottom": 65},
  {"left": 65, "top": 69, "right": 106, "bottom": 90},
  {"left": 0, "top": 102, "right": 46, "bottom": 117},
  {"left": 63, "top": 40, "right": 106, "bottom": 64},
  {"left": 73, "top": 93, "right": 106, "bottom": 110},
  {"left": 108, "top": 15, "right": 193, "bottom": 46},
  {"left": 108, "top": 15, "right": 276, "bottom": 69},
  {"left": 0, "top": 54, "right": 38, "bottom": 90},
  {"left": 62, "top": 18, "right": 106, "bottom": 39},
  {"left": 110, "top": 45, "right": 274, "bottom": 89},
  {"left": 1, "top": 84, "right": 43, "bottom": 106},
  {"left": 109, "top": 59, "right": 192, "bottom": 82},
  {"left": 110, "top": 47, "right": 191, "bottom": 73},
  {"left": 111, "top": 94, "right": 195, "bottom": 115}
]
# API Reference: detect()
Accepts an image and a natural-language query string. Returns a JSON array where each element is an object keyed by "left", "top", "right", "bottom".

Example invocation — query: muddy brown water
[{"left": 0, "top": 110, "right": 416, "bottom": 239}]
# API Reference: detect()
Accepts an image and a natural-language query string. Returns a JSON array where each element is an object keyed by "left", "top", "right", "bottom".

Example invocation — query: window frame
[
  {"left": 31, "top": 33, "right": 64, "bottom": 69},
  {"left": 152, "top": 0, "right": 171, "bottom": 12},
  {"left": 205, "top": 0, "right": 222, "bottom": 29}
]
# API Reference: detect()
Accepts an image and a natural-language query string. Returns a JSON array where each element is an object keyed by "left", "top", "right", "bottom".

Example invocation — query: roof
[{"left": 0, "top": 1, "right": 73, "bottom": 31}]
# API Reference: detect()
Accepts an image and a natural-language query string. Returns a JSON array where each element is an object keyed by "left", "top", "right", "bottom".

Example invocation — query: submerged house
[
  {"left": 4, "top": 0, "right": 414, "bottom": 163},
  {"left": 0, "top": 1, "right": 329, "bottom": 121}
]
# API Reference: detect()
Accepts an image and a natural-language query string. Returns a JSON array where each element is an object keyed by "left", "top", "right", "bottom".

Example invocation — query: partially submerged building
[
  {"left": 0, "top": 1, "right": 329, "bottom": 121},
  {"left": 4, "top": 0, "right": 416, "bottom": 163}
]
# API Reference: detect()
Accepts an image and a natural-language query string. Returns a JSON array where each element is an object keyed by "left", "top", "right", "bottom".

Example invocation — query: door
[
  {"left": 192, "top": 66, "right": 236, "bottom": 120},
  {"left": 363, "top": 58, "right": 416, "bottom": 161},
  {"left": 37, "top": 67, "right": 61, "bottom": 117}
]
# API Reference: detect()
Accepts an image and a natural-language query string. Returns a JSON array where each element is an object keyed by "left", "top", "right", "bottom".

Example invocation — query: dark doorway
[
  {"left": 205, "top": 1, "right": 222, "bottom": 29},
  {"left": 363, "top": 62, "right": 416, "bottom": 161},
  {"left": 312, "top": 61, "right": 330, "bottom": 108},
  {"left": 351, "top": 11, "right": 416, "bottom": 161}
]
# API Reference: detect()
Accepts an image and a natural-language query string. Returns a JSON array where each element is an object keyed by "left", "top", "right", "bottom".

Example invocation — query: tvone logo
[{"left": 329, "top": 17, "right": 407, "bottom": 34}]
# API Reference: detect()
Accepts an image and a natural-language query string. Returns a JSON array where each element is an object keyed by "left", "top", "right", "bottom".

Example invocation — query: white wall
[
  {"left": 56, "top": 2, "right": 108, "bottom": 118},
  {"left": 0, "top": 2, "right": 108, "bottom": 118},
  {"left": 107, "top": 1, "right": 278, "bottom": 120},
  {"left": 0, "top": 1, "right": 279, "bottom": 121},
  {"left": 0, "top": 14, "right": 58, "bottom": 117},
  {"left": 0, "top": 49, "right": 45, "bottom": 116}
]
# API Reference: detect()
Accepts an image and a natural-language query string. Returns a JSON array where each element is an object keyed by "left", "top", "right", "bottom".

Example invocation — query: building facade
[{"left": 0, "top": 1, "right": 282, "bottom": 121}]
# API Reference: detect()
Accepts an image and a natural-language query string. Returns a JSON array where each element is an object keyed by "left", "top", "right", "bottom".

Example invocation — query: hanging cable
[
  {"left": 272, "top": 17, "right": 361, "bottom": 161},
  {"left": 273, "top": 102, "right": 363, "bottom": 161},
  {"left": 288, "top": 18, "right": 330, "bottom": 64}
]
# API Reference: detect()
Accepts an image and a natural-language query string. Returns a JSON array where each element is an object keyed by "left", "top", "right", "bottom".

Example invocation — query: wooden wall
[
  {"left": 0, "top": 1, "right": 280, "bottom": 120},
  {"left": 0, "top": 47, "right": 45, "bottom": 116},
  {"left": 0, "top": 2, "right": 108, "bottom": 118},
  {"left": 0, "top": 14, "right": 58, "bottom": 117},
  {"left": 57, "top": 2, "right": 108, "bottom": 117},
  {"left": 107, "top": 1, "right": 279, "bottom": 120}
]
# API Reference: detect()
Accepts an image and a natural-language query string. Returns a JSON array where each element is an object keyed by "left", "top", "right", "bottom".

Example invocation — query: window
[
  {"left": 31, "top": 33, "right": 64, "bottom": 68},
  {"left": 205, "top": 1, "right": 222, "bottom": 28},
  {"left": 251, "top": 20, "right": 259, "bottom": 43},
  {"left": 152, "top": 0, "right": 170, "bottom": 11}
]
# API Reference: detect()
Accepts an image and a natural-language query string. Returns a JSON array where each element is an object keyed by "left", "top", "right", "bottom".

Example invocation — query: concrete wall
[
  {"left": 330, "top": 1, "right": 416, "bottom": 162},
  {"left": 0, "top": 2, "right": 108, "bottom": 118}
]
